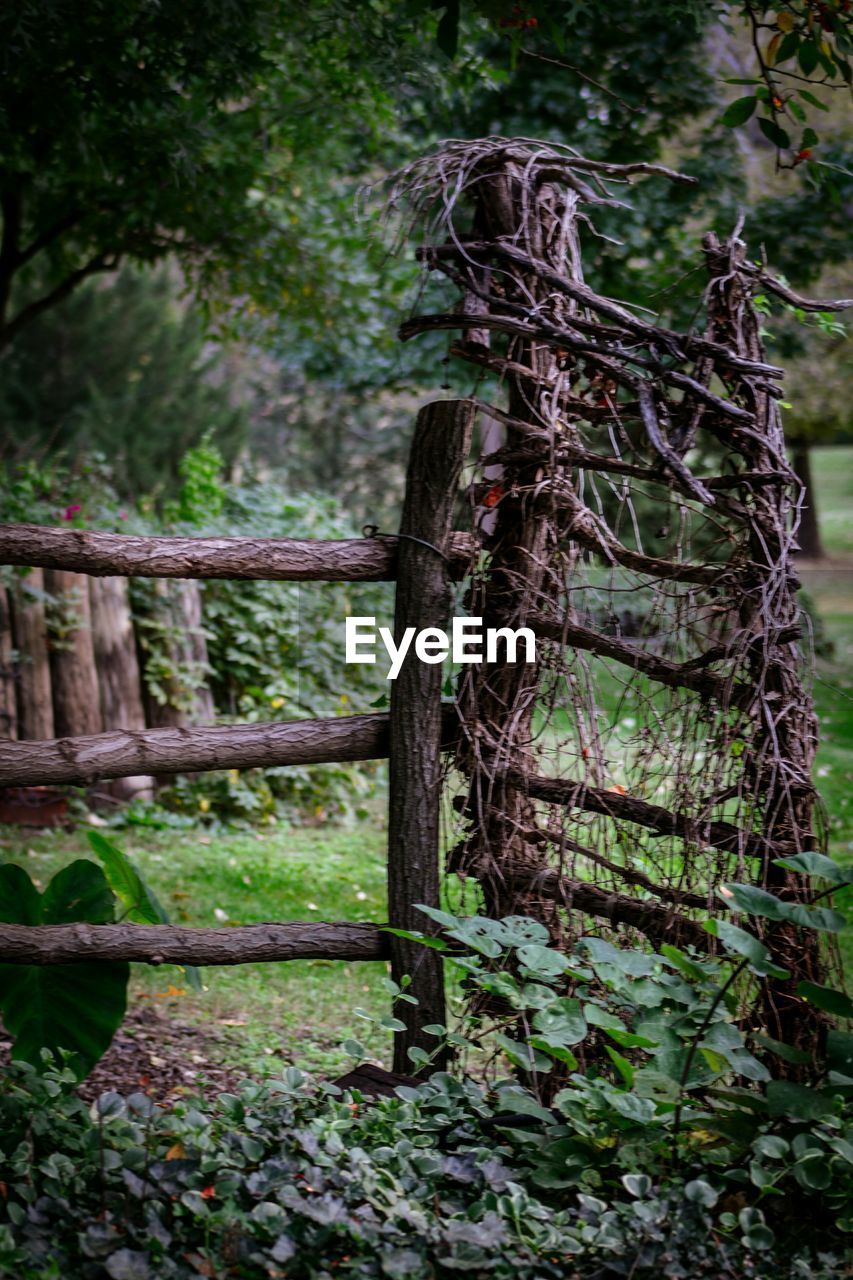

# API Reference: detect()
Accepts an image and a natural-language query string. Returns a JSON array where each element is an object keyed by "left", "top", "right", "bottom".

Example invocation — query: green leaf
[
  {"left": 87, "top": 832, "right": 169, "bottom": 924},
  {"left": 766, "top": 1080, "right": 835, "bottom": 1120},
  {"left": 516, "top": 943, "right": 571, "bottom": 979},
  {"left": 684, "top": 1179, "right": 718, "bottom": 1207},
  {"left": 621, "top": 1173, "right": 651, "bottom": 1198},
  {"left": 798, "top": 88, "right": 830, "bottom": 110},
  {"left": 705, "top": 918, "right": 789, "bottom": 979},
  {"left": 722, "top": 96, "right": 757, "bottom": 126},
  {"left": 752, "top": 1033, "right": 811, "bottom": 1065},
  {"left": 799, "top": 39, "right": 820, "bottom": 75},
  {"left": 773, "top": 851, "right": 852, "bottom": 884},
  {"left": 41, "top": 860, "right": 115, "bottom": 925},
  {"left": 382, "top": 927, "right": 449, "bottom": 952},
  {"left": 775, "top": 31, "right": 800, "bottom": 63},
  {"left": 801, "top": 127, "right": 819, "bottom": 148},
  {"left": 718, "top": 883, "right": 787, "bottom": 921},
  {"left": 528, "top": 1037, "right": 578, "bottom": 1069},
  {"left": 532, "top": 998, "right": 587, "bottom": 1046},
  {"left": 784, "top": 902, "right": 847, "bottom": 932},
  {"left": 0, "top": 961, "right": 129, "bottom": 1077},
  {"left": 605, "top": 1045, "right": 634, "bottom": 1087},
  {"left": 0, "top": 864, "right": 41, "bottom": 925},
  {"left": 796, "top": 981, "right": 853, "bottom": 1019},
  {"left": 794, "top": 1151, "right": 832, "bottom": 1190},
  {"left": 758, "top": 117, "right": 791, "bottom": 149}
]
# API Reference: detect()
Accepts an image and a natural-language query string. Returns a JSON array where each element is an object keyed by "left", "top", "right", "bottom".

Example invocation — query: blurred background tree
[{"left": 0, "top": 0, "right": 849, "bottom": 530}]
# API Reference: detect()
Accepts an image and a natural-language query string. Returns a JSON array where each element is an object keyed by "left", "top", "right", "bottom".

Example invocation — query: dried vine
[{"left": 383, "top": 137, "right": 846, "bottom": 1056}]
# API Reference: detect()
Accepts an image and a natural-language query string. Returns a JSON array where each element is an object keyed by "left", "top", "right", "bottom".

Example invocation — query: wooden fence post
[
  {"left": 11, "top": 568, "right": 54, "bottom": 740},
  {"left": 388, "top": 398, "right": 475, "bottom": 1074},
  {"left": 89, "top": 576, "right": 155, "bottom": 801},
  {"left": 0, "top": 586, "right": 17, "bottom": 739},
  {"left": 43, "top": 569, "right": 102, "bottom": 738}
]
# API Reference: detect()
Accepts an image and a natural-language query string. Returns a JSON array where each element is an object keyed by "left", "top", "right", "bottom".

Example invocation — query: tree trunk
[
  {"left": 89, "top": 576, "right": 155, "bottom": 801},
  {"left": 43, "top": 569, "right": 102, "bottom": 739},
  {"left": 10, "top": 567, "right": 54, "bottom": 740},
  {"left": 0, "top": 586, "right": 17, "bottom": 740},
  {"left": 388, "top": 399, "right": 475, "bottom": 1073},
  {"left": 791, "top": 442, "right": 824, "bottom": 560}
]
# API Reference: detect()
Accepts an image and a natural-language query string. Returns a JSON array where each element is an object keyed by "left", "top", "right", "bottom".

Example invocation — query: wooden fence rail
[
  {"left": 0, "top": 921, "right": 387, "bottom": 965},
  {"left": 0, "top": 711, "right": 393, "bottom": 787},
  {"left": 0, "top": 524, "right": 476, "bottom": 582}
]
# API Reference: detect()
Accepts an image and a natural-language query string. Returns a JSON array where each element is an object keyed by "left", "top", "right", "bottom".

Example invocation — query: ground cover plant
[{"left": 1, "top": 888, "right": 851, "bottom": 1279}]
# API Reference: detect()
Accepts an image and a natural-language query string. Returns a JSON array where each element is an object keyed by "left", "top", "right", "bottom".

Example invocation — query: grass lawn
[
  {"left": 1, "top": 446, "right": 851, "bottom": 1076},
  {"left": 0, "top": 820, "right": 394, "bottom": 1077}
]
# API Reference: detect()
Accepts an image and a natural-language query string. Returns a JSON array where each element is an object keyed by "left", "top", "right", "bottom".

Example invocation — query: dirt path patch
[{"left": 0, "top": 1003, "right": 243, "bottom": 1101}]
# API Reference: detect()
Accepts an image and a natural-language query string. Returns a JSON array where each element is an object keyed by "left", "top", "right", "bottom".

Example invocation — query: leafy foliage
[
  {"left": 0, "top": 1046, "right": 849, "bottom": 1279},
  {"left": 0, "top": 860, "right": 128, "bottom": 1077}
]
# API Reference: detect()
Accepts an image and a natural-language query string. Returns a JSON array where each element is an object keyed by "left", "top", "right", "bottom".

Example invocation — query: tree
[
  {"left": 0, "top": 0, "right": 476, "bottom": 352},
  {"left": 0, "top": 267, "right": 247, "bottom": 500}
]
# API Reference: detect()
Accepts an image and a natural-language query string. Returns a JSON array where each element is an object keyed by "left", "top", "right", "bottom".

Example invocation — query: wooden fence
[{"left": 0, "top": 398, "right": 476, "bottom": 1071}]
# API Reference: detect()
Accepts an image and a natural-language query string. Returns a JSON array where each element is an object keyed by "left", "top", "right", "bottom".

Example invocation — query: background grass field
[{"left": 2, "top": 445, "right": 851, "bottom": 1075}]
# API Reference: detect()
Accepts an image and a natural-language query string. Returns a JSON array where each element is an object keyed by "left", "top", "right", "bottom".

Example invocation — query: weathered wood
[
  {"left": 89, "top": 576, "right": 154, "bottom": 800},
  {"left": 44, "top": 569, "right": 102, "bottom": 738},
  {"left": 0, "top": 920, "right": 387, "bottom": 965},
  {"left": 10, "top": 567, "right": 54, "bottom": 740},
  {"left": 503, "top": 768, "right": 781, "bottom": 860},
  {"left": 388, "top": 398, "right": 475, "bottom": 1073},
  {"left": 0, "top": 585, "right": 17, "bottom": 739},
  {"left": 0, "top": 524, "right": 476, "bottom": 582},
  {"left": 0, "top": 711, "right": 394, "bottom": 787}
]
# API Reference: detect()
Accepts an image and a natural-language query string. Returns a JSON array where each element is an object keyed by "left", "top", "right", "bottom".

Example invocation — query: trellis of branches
[{"left": 383, "top": 136, "right": 848, "bottom": 1054}]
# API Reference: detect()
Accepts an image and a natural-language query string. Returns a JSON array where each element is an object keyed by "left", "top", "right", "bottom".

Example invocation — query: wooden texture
[
  {"left": 0, "top": 523, "right": 476, "bottom": 582},
  {"left": 0, "top": 586, "right": 16, "bottom": 739},
  {"left": 0, "top": 711, "right": 393, "bottom": 787},
  {"left": 388, "top": 398, "right": 475, "bottom": 1073},
  {"left": 44, "top": 569, "right": 102, "bottom": 738},
  {"left": 89, "top": 576, "right": 154, "bottom": 799},
  {"left": 0, "top": 920, "right": 387, "bottom": 965},
  {"left": 10, "top": 567, "right": 54, "bottom": 740}
]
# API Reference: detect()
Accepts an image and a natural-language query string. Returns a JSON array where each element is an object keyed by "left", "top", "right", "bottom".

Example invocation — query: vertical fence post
[{"left": 388, "top": 398, "right": 475, "bottom": 1074}]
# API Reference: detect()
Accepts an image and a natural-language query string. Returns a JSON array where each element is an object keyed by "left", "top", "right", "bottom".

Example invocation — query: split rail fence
[{"left": 0, "top": 398, "right": 477, "bottom": 1071}]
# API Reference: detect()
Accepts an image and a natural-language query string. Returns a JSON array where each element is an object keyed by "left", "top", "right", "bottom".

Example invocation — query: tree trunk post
[
  {"left": 43, "top": 569, "right": 102, "bottom": 739},
  {"left": 10, "top": 568, "right": 54, "bottom": 740},
  {"left": 0, "top": 586, "right": 17, "bottom": 740},
  {"left": 791, "top": 442, "right": 824, "bottom": 560},
  {"left": 89, "top": 576, "right": 155, "bottom": 800},
  {"left": 388, "top": 398, "right": 475, "bottom": 1074}
]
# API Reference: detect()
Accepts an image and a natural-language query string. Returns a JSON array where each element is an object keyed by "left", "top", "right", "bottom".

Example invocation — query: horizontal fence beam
[
  {"left": 0, "top": 921, "right": 388, "bottom": 966},
  {"left": 0, "top": 523, "right": 476, "bottom": 582},
  {"left": 0, "top": 712, "right": 391, "bottom": 787}
]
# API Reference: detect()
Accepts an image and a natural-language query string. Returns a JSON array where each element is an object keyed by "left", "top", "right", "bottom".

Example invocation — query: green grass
[
  {"left": 811, "top": 444, "right": 853, "bottom": 559},
  {"left": 0, "top": 821, "right": 394, "bottom": 1075}
]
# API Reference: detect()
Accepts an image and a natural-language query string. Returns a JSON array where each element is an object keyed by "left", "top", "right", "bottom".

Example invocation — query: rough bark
[
  {"left": 88, "top": 576, "right": 154, "bottom": 800},
  {"left": 790, "top": 443, "right": 824, "bottom": 560},
  {"left": 10, "top": 567, "right": 54, "bottom": 740},
  {"left": 388, "top": 399, "right": 475, "bottom": 1073},
  {"left": 43, "top": 569, "right": 102, "bottom": 738},
  {"left": 0, "top": 711, "right": 395, "bottom": 788},
  {"left": 0, "top": 586, "right": 17, "bottom": 739},
  {"left": 0, "top": 920, "right": 387, "bottom": 966},
  {"left": 0, "top": 524, "right": 476, "bottom": 582},
  {"left": 504, "top": 768, "right": 782, "bottom": 861},
  {"left": 138, "top": 579, "right": 214, "bottom": 733}
]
